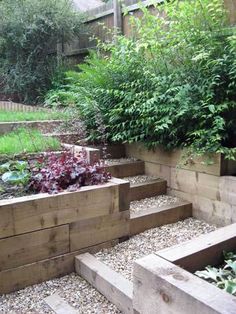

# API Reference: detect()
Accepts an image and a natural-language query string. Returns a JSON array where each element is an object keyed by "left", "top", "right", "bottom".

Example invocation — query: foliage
[
  {"left": 46, "top": 0, "right": 236, "bottom": 159},
  {"left": 29, "top": 151, "right": 111, "bottom": 194},
  {"left": 0, "top": 128, "right": 61, "bottom": 155},
  {"left": 195, "top": 251, "right": 236, "bottom": 295},
  {"left": 0, "top": 0, "right": 84, "bottom": 103},
  {"left": 0, "top": 160, "right": 30, "bottom": 185},
  {"left": 0, "top": 109, "right": 72, "bottom": 122}
]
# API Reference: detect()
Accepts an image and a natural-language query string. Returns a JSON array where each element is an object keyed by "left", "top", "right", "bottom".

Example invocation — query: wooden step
[
  {"left": 75, "top": 253, "right": 133, "bottom": 314},
  {"left": 129, "top": 179, "right": 167, "bottom": 201},
  {"left": 106, "top": 161, "right": 145, "bottom": 178},
  {"left": 130, "top": 201, "right": 192, "bottom": 235}
]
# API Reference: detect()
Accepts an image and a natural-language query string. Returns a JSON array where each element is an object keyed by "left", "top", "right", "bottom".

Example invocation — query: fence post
[{"left": 113, "top": 0, "right": 123, "bottom": 35}]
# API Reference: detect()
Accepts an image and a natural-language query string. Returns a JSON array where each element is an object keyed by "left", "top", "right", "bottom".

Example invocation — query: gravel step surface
[
  {"left": 95, "top": 218, "right": 216, "bottom": 281},
  {"left": 0, "top": 218, "right": 216, "bottom": 313},
  {"left": 130, "top": 195, "right": 179, "bottom": 213},
  {"left": 0, "top": 273, "right": 120, "bottom": 314},
  {"left": 105, "top": 158, "right": 138, "bottom": 166},
  {"left": 123, "top": 175, "right": 160, "bottom": 185}
]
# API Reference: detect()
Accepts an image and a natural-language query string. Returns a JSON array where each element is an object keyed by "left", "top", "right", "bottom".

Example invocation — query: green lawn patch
[
  {"left": 0, "top": 128, "right": 61, "bottom": 155},
  {"left": 0, "top": 110, "right": 70, "bottom": 122}
]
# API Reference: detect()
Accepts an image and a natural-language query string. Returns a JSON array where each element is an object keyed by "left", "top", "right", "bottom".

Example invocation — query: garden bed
[
  {"left": 133, "top": 223, "right": 236, "bottom": 314},
  {"left": 0, "top": 177, "right": 130, "bottom": 294}
]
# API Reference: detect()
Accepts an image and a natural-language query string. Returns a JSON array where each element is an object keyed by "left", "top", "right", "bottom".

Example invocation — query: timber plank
[
  {"left": 125, "top": 143, "right": 222, "bottom": 176},
  {"left": 106, "top": 161, "right": 145, "bottom": 178},
  {"left": 158, "top": 223, "right": 236, "bottom": 272},
  {"left": 0, "top": 183, "right": 119, "bottom": 239},
  {"left": 44, "top": 293, "right": 78, "bottom": 314},
  {"left": 0, "top": 225, "right": 69, "bottom": 271},
  {"left": 130, "top": 201, "right": 192, "bottom": 235},
  {"left": 75, "top": 253, "right": 133, "bottom": 314},
  {"left": 70, "top": 211, "right": 130, "bottom": 251},
  {"left": 133, "top": 254, "right": 236, "bottom": 314},
  {"left": 0, "top": 240, "right": 117, "bottom": 294},
  {"left": 129, "top": 179, "right": 167, "bottom": 201}
]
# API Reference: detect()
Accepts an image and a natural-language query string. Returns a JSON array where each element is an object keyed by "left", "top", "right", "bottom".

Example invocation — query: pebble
[
  {"left": 95, "top": 218, "right": 216, "bottom": 281},
  {"left": 0, "top": 218, "right": 216, "bottom": 313},
  {"left": 130, "top": 195, "right": 179, "bottom": 213},
  {"left": 105, "top": 158, "right": 137, "bottom": 165},
  {"left": 123, "top": 175, "right": 160, "bottom": 184}
]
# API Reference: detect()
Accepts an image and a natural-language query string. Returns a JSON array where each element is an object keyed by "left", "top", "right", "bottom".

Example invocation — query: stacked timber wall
[
  {"left": 0, "top": 178, "right": 130, "bottom": 294},
  {"left": 126, "top": 143, "right": 236, "bottom": 226}
]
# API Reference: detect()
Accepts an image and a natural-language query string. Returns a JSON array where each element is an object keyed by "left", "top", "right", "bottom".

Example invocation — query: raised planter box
[
  {"left": 133, "top": 223, "right": 236, "bottom": 314},
  {"left": 125, "top": 143, "right": 236, "bottom": 177},
  {"left": 0, "top": 177, "right": 130, "bottom": 294}
]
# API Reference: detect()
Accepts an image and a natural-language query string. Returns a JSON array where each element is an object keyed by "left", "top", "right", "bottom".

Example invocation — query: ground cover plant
[
  {"left": 0, "top": 151, "right": 111, "bottom": 199},
  {"left": 195, "top": 251, "right": 236, "bottom": 296},
  {"left": 0, "top": 109, "right": 72, "bottom": 122},
  {"left": 0, "top": 0, "right": 84, "bottom": 103},
  {"left": 46, "top": 0, "right": 236, "bottom": 160},
  {"left": 0, "top": 128, "right": 61, "bottom": 155}
]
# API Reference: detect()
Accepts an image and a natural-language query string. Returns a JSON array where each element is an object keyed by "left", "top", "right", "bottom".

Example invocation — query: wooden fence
[
  {"left": 61, "top": 0, "right": 236, "bottom": 59},
  {"left": 0, "top": 101, "right": 40, "bottom": 112}
]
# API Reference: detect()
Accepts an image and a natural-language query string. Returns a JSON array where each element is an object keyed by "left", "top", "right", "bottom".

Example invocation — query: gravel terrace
[
  {"left": 105, "top": 158, "right": 138, "bottom": 166},
  {"left": 130, "top": 195, "right": 179, "bottom": 213},
  {"left": 0, "top": 218, "right": 216, "bottom": 313},
  {"left": 122, "top": 175, "right": 160, "bottom": 185}
]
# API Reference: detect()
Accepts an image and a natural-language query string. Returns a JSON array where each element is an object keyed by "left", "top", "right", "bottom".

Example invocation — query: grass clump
[
  {"left": 0, "top": 128, "right": 61, "bottom": 155},
  {"left": 0, "top": 110, "right": 72, "bottom": 122}
]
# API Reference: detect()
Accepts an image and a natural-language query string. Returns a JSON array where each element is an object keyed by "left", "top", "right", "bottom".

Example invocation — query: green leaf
[{"left": 2, "top": 171, "right": 29, "bottom": 185}]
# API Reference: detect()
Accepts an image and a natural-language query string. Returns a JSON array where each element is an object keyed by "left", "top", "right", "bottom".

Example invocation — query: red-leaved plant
[{"left": 29, "top": 150, "right": 111, "bottom": 194}]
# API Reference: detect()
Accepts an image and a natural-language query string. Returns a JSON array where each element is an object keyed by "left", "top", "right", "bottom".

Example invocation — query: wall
[
  {"left": 0, "top": 178, "right": 130, "bottom": 294},
  {"left": 126, "top": 143, "right": 236, "bottom": 226}
]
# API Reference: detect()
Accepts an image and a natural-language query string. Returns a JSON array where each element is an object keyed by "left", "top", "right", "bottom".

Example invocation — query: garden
[{"left": 0, "top": 0, "right": 236, "bottom": 313}]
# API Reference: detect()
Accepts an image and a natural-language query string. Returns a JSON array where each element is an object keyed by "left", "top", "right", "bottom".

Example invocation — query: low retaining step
[
  {"left": 75, "top": 253, "right": 133, "bottom": 314},
  {"left": 130, "top": 201, "right": 192, "bottom": 235},
  {"left": 129, "top": 179, "right": 167, "bottom": 201},
  {"left": 106, "top": 161, "right": 145, "bottom": 178}
]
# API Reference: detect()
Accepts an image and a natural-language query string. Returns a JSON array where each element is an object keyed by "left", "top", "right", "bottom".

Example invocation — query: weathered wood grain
[
  {"left": 130, "top": 201, "right": 192, "bottom": 235},
  {"left": 0, "top": 183, "right": 119, "bottom": 239},
  {"left": 158, "top": 223, "right": 236, "bottom": 272},
  {"left": 0, "top": 240, "right": 117, "bottom": 294},
  {"left": 76, "top": 253, "right": 133, "bottom": 314},
  {"left": 0, "top": 225, "right": 69, "bottom": 271},
  {"left": 133, "top": 254, "right": 236, "bottom": 314},
  {"left": 70, "top": 211, "right": 130, "bottom": 251}
]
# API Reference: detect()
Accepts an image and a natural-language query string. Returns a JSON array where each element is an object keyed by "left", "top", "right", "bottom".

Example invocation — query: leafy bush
[
  {"left": 29, "top": 151, "right": 111, "bottom": 193},
  {"left": 46, "top": 0, "right": 236, "bottom": 160},
  {"left": 0, "top": 0, "right": 84, "bottom": 103},
  {"left": 195, "top": 251, "right": 236, "bottom": 295}
]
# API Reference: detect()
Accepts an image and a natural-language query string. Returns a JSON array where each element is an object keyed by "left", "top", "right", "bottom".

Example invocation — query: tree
[{"left": 0, "top": 0, "right": 84, "bottom": 103}]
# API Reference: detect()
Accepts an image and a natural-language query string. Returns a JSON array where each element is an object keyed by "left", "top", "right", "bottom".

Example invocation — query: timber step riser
[
  {"left": 106, "top": 161, "right": 145, "bottom": 178},
  {"left": 129, "top": 179, "right": 167, "bottom": 201},
  {"left": 130, "top": 202, "right": 192, "bottom": 236}
]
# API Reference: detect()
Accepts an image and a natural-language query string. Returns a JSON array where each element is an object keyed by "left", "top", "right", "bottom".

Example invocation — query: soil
[{"left": 0, "top": 180, "right": 35, "bottom": 200}]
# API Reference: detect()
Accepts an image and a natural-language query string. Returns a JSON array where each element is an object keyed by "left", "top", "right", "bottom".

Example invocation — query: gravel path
[
  {"left": 122, "top": 175, "right": 160, "bottom": 185},
  {"left": 0, "top": 218, "right": 216, "bottom": 313},
  {"left": 95, "top": 218, "right": 216, "bottom": 281},
  {"left": 0, "top": 274, "right": 120, "bottom": 314},
  {"left": 105, "top": 158, "right": 137, "bottom": 165},
  {"left": 130, "top": 195, "right": 179, "bottom": 213}
]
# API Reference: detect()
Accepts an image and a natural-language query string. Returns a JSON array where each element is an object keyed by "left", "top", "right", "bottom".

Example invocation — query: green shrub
[
  {"left": 46, "top": 0, "right": 236, "bottom": 160},
  {"left": 0, "top": 0, "right": 84, "bottom": 103}
]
